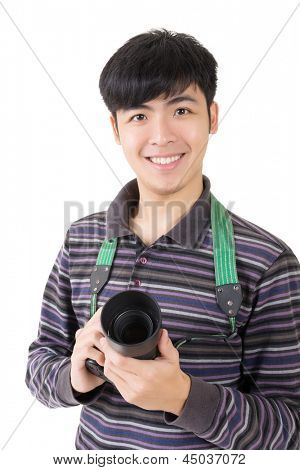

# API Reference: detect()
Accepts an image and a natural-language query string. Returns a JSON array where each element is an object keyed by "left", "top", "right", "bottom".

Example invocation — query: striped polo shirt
[{"left": 25, "top": 174, "right": 300, "bottom": 449}]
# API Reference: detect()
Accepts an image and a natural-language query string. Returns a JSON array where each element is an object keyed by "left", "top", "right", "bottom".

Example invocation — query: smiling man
[
  {"left": 110, "top": 83, "right": 218, "bottom": 246},
  {"left": 25, "top": 28, "right": 300, "bottom": 450}
]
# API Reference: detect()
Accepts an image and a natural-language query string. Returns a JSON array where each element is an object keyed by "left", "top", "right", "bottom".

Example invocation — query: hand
[
  {"left": 99, "top": 328, "right": 191, "bottom": 415},
  {"left": 70, "top": 307, "right": 107, "bottom": 394}
]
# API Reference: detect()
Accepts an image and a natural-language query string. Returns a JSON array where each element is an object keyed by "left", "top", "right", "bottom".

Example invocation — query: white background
[{"left": 1, "top": 0, "right": 299, "bottom": 464}]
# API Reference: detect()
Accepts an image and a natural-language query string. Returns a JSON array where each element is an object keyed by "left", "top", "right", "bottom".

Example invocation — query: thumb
[
  {"left": 157, "top": 329, "right": 174, "bottom": 358},
  {"left": 94, "top": 306, "right": 103, "bottom": 317},
  {"left": 90, "top": 306, "right": 103, "bottom": 324},
  {"left": 75, "top": 328, "right": 83, "bottom": 340}
]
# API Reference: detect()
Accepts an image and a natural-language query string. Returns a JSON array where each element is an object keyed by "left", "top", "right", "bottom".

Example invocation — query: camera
[{"left": 85, "top": 290, "right": 162, "bottom": 382}]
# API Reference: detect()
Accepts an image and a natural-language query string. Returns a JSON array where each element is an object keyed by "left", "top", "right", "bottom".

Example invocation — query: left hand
[{"left": 99, "top": 328, "right": 191, "bottom": 415}]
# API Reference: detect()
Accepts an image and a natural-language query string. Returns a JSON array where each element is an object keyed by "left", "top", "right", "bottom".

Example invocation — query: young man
[{"left": 25, "top": 28, "right": 300, "bottom": 450}]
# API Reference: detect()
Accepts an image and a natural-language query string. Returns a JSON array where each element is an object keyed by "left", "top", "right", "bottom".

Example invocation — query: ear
[
  {"left": 209, "top": 101, "right": 219, "bottom": 134},
  {"left": 109, "top": 114, "right": 121, "bottom": 145}
]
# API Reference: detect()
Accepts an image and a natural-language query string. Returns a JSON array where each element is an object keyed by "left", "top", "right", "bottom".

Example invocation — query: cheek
[
  {"left": 179, "top": 118, "right": 208, "bottom": 141},
  {"left": 122, "top": 132, "right": 143, "bottom": 154},
  {"left": 188, "top": 127, "right": 209, "bottom": 151},
  {"left": 190, "top": 122, "right": 208, "bottom": 139},
  {"left": 122, "top": 136, "right": 147, "bottom": 168}
]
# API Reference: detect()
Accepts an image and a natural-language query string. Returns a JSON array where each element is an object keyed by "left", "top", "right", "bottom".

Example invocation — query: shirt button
[
  {"left": 134, "top": 279, "right": 141, "bottom": 287},
  {"left": 140, "top": 257, "right": 148, "bottom": 264}
]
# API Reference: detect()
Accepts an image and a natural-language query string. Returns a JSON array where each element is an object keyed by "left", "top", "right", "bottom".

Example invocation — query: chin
[{"left": 148, "top": 179, "right": 184, "bottom": 195}]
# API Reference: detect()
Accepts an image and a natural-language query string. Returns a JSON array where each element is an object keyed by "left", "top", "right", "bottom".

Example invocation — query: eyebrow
[{"left": 122, "top": 94, "right": 199, "bottom": 114}]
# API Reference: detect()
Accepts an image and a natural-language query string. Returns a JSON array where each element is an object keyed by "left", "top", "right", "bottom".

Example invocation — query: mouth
[{"left": 143, "top": 153, "right": 186, "bottom": 171}]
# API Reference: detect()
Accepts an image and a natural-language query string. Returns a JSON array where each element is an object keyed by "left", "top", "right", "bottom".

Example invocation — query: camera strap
[{"left": 89, "top": 193, "right": 242, "bottom": 334}]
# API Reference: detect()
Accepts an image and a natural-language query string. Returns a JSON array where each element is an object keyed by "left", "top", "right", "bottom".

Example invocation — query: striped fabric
[{"left": 25, "top": 174, "right": 300, "bottom": 449}]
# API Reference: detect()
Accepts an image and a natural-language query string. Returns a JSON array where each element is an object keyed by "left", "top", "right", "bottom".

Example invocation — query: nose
[{"left": 148, "top": 115, "right": 177, "bottom": 146}]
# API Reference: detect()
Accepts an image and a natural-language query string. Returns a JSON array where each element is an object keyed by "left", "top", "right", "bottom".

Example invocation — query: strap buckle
[{"left": 90, "top": 264, "right": 111, "bottom": 294}]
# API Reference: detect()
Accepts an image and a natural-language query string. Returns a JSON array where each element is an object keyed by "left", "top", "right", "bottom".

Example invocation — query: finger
[
  {"left": 106, "top": 360, "right": 138, "bottom": 382},
  {"left": 99, "top": 338, "right": 142, "bottom": 375},
  {"left": 76, "top": 330, "right": 105, "bottom": 352},
  {"left": 75, "top": 328, "right": 83, "bottom": 339},
  {"left": 104, "top": 362, "right": 127, "bottom": 387},
  {"left": 93, "top": 306, "right": 103, "bottom": 319},
  {"left": 73, "top": 346, "right": 105, "bottom": 368},
  {"left": 89, "top": 348, "right": 105, "bottom": 366},
  {"left": 86, "top": 306, "right": 104, "bottom": 331}
]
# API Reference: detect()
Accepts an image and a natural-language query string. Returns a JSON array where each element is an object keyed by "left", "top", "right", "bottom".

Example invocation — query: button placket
[{"left": 132, "top": 244, "right": 154, "bottom": 288}]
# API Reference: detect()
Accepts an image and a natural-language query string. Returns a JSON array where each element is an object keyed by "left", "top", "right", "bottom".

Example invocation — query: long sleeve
[
  {"left": 163, "top": 248, "right": 300, "bottom": 449},
  {"left": 25, "top": 229, "right": 105, "bottom": 408}
]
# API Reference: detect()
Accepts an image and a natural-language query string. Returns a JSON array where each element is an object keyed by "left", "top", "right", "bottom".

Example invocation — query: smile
[{"left": 144, "top": 153, "right": 186, "bottom": 170}]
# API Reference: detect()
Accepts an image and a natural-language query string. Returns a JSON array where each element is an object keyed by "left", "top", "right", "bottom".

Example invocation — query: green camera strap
[
  {"left": 90, "top": 237, "right": 118, "bottom": 318},
  {"left": 89, "top": 193, "right": 242, "bottom": 334}
]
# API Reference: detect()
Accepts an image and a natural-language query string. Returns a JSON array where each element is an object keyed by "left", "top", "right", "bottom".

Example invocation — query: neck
[{"left": 130, "top": 172, "right": 204, "bottom": 246}]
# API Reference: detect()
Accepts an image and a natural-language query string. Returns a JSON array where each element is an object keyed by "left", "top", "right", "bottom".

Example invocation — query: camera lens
[
  {"left": 86, "top": 290, "right": 162, "bottom": 379},
  {"left": 110, "top": 309, "right": 154, "bottom": 344}
]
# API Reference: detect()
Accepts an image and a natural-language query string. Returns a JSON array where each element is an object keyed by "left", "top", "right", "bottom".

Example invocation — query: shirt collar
[{"left": 106, "top": 174, "right": 211, "bottom": 250}]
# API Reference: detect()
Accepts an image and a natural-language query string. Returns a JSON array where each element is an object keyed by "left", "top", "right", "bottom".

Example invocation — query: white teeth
[{"left": 149, "top": 154, "right": 183, "bottom": 164}]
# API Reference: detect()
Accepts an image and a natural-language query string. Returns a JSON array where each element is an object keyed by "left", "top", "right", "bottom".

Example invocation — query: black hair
[{"left": 99, "top": 28, "right": 218, "bottom": 133}]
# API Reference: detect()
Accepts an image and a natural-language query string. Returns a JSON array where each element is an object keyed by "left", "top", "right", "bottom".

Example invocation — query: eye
[
  {"left": 130, "top": 108, "right": 191, "bottom": 122},
  {"left": 130, "top": 113, "right": 146, "bottom": 122},
  {"left": 175, "top": 107, "right": 191, "bottom": 116}
]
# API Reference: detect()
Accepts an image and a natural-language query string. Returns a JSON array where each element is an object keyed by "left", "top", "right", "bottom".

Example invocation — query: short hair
[{"left": 99, "top": 28, "right": 218, "bottom": 132}]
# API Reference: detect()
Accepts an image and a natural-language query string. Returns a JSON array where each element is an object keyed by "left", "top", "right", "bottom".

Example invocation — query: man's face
[{"left": 110, "top": 83, "right": 218, "bottom": 197}]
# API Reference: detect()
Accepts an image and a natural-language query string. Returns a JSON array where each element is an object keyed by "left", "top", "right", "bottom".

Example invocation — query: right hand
[{"left": 70, "top": 307, "right": 106, "bottom": 394}]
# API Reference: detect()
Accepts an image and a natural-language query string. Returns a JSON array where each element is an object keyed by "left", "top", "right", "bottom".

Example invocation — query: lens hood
[{"left": 85, "top": 290, "right": 162, "bottom": 382}]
